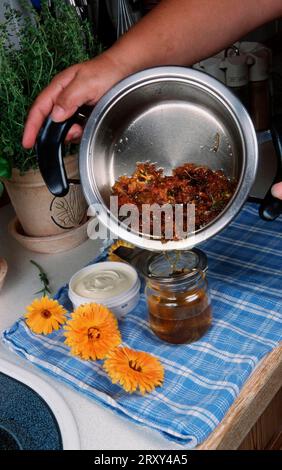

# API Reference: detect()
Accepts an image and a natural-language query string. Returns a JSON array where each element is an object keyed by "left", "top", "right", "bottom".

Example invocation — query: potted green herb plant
[{"left": 0, "top": 0, "right": 102, "bottom": 242}]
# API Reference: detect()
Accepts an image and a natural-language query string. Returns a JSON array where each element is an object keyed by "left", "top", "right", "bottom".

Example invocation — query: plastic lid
[{"left": 69, "top": 261, "right": 140, "bottom": 305}]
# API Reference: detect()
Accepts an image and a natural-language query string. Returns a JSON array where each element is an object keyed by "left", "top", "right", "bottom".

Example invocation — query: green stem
[{"left": 30, "top": 260, "right": 51, "bottom": 296}]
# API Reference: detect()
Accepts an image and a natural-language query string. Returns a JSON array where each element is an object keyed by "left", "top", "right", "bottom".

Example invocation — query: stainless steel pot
[{"left": 37, "top": 67, "right": 258, "bottom": 251}]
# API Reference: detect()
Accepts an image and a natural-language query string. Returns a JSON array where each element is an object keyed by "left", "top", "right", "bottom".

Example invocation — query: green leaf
[{"left": 0, "top": 157, "right": 12, "bottom": 179}]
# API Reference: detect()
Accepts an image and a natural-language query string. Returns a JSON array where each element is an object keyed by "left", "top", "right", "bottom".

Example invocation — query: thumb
[{"left": 271, "top": 182, "right": 282, "bottom": 200}]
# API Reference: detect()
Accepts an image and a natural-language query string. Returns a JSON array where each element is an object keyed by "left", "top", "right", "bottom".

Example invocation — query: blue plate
[{"left": 0, "top": 372, "right": 63, "bottom": 450}]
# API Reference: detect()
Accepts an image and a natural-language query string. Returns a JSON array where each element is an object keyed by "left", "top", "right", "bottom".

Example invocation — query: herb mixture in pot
[{"left": 112, "top": 162, "right": 237, "bottom": 238}]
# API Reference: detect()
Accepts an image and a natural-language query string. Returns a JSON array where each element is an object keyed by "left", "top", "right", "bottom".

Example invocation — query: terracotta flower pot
[{"left": 4, "top": 155, "right": 87, "bottom": 238}]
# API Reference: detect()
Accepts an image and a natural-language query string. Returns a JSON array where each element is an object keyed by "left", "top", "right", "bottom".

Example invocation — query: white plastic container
[{"left": 69, "top": 261, "right": 141, "bottom": 319}]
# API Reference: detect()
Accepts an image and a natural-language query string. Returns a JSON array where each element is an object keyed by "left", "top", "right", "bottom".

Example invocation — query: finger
[
  {"left": 271, "top": 182, "right": 282, "bottom": 200},
  {"left": 22, "top": 66, "right": 78, "bottom": 149},
  {"left": 52, "top": 72, "right": 99, "bottom": 122},
  {"left": 65, "top": 124, "right": 83, "bottom": 142}
]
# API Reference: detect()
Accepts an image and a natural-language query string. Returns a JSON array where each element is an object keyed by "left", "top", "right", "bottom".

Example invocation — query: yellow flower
[
  {"left": 104, "top": 347, "right": 164, "bottom": 395},
  {"left": 64, "top": 303, "right": 121, "bottom": 360},
  {"left": 108, "top": 240, "right": 134, "bottom": 262},
  {"left": 25, "top": 296, "right": 67, "bottom": 335}
]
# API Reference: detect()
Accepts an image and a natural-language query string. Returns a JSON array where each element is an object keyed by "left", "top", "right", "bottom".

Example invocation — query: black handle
[
  {"left": 36, "top": 106, "right": 92, "bottom": 197},
  {"left": 259, "top": 114, "right": 282, "bottom": 221}
]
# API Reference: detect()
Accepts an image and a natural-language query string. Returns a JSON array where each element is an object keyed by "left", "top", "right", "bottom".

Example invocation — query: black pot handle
[
  {"left": 259, "top": 114, "right": 282, "bottom": 221},
  {"left": 36, "top": 106, "right": 92, "bottom": 197}
]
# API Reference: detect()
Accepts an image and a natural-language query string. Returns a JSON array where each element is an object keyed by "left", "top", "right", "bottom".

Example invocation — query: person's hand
[
  {"left": 271, "top": 182, "right": 282, "bottom": 200},
  {"left": 22, "top": 53, "right": 127, "bottom": 149}
]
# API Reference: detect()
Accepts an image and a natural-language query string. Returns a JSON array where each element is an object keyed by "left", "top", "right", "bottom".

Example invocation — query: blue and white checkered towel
[{"left": 2, "top": 203, "right": 282, "bottom": 447}]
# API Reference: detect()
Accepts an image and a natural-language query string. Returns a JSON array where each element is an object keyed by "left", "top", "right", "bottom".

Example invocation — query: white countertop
[{"left": 0, "top": 204, "right": 179, "bottom": 450}]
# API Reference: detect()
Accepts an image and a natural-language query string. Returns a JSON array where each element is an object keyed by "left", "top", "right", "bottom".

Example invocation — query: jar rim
[{"left": 140, "top": 248, "right": 208, "bottom": 285}]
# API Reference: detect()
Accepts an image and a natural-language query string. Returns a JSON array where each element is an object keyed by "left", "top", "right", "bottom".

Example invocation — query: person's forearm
[
  {"left": 22, "top": 0, "right": 282, "bottom": 150},
  {"left": 106, "top": 0, "right": 282, "bottom": 74}
]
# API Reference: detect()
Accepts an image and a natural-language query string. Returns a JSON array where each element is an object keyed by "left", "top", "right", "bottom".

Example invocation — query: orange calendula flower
[
  {"left": 64, "top": 303, "right": 121, "bottom": 360},
  {"left": 104, "top": 347, "right": 164, "bottom": 395},
  {"left": 108, "top": 240, "right": 134, "bottom": 262},
  {"left": 25, "top": 296, "right": 67, "bottom": 335}
]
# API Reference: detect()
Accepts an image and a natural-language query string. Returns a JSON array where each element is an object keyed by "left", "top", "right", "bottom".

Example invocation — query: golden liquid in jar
[{"left": 148, "top": 288, "right": 212, "bottom": 344}]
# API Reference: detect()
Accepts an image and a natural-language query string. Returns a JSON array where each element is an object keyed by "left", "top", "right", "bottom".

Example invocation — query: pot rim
[{"left": 4, "top": 154, "right": 78, "bottom": 187}]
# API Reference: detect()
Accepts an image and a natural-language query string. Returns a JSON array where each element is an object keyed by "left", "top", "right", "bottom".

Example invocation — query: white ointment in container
[{"left": 69, "top": 261, "right": 141, "bottom": 319}]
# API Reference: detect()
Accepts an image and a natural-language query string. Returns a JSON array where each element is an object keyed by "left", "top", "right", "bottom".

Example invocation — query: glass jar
[{"left": 142, "top": 249, "right": 212, "bottom": 344}]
